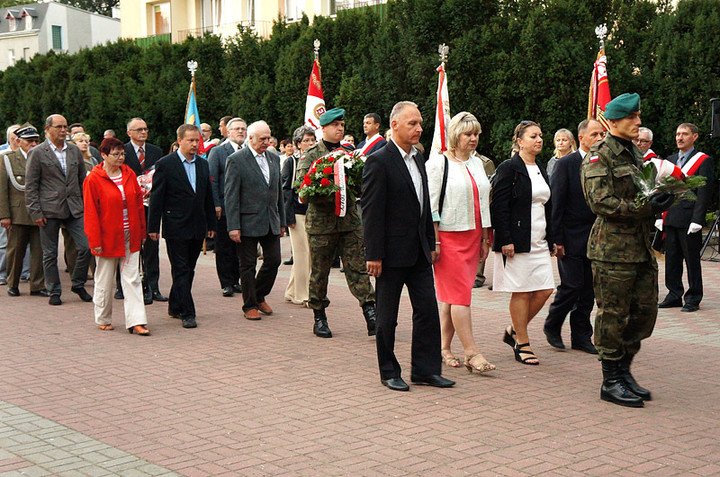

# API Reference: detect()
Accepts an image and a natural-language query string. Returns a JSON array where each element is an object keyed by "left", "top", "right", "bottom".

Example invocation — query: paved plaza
[{"left": 1, "top": 235, "right": 719, "bottom": 476}]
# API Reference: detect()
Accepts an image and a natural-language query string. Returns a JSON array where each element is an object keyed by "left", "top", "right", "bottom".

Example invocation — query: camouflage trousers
[
  {"left": 591, "top": 260, "right": 658, "bottom": 361},
  {"left": 307, "top": 228, "right": 375, "bottom": 310}
]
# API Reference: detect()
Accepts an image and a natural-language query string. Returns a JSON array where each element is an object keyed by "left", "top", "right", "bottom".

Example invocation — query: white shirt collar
[
  {"left": 578, "top": 148, "right": 588, "bottom": 158},
  {"left": 248, "top": 144, "right": 264, "bottom": 159},
  {"left": 130, "top": 140, "right": 146, "bottom": 154},
  {"left": 391, "top": 138, "right": 416, "bottom": 159},
  {"left": 20, "top": 148, "right": 27, "bottom": 159},
  {"left": 48, "top": 140, "right": 67, "bottom": 152}
]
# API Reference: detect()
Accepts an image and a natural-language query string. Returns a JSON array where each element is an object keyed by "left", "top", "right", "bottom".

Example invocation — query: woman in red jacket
[{"left": 84, "top": 137, "right": 150, "bottom": 335}]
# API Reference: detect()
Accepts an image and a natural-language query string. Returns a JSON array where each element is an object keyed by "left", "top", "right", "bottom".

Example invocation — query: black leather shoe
[
  {"left": 410, "top": 374, "right": 455, "bottom": 388},
  {"left": 114, "top": 288, "right": 124, "bottom": 299},
  {"left": 681, "top": 303, "right": 699, "bottom": 312},
  {"left": 283, "top": 258, "right": 293, "bottom": 265},
  {"left": 143, "top": 288, "right": 153, "bottom": 305},
  {"left": 543, "top": 327, "right": 565, "bottom": 350},
  {"left": 362, "top": 303, "right": 377, "bottom": 336},
  {"left": 473, "top": 279, "right": 484, "bottom": 288},
  {"left": 222, "top": 286, "right": 235, "bottom": 297},
  {"left": 7, "top": 287, "right": 20, "bottom": 297},
  {"left": 152, "top": 291, "right": 168, "bottom": 302},
  {"left": 71, "top": 286, "right": 93, "bottom": 302},
  {"left": 233, "top": 283, "right": 242, "bottom": 293},
  {"left": 49, "top": 295, "right": 62, "bottom": 306},
  {"left": 168, "top": 311, "right": 181, "bottom": 319},
  {"left": 619, "top": 354, "right": 651, "bottom": 401},
  {"left": 313, "top": 308, "right": 332, "bottom": 338},
  {"left": 30, "top": 289, "right": 51, "bottom": 297},
  {"left": 571, "top": 340, "right": 599, "bottom": 354},
  {"left": 658, "top": 298, "right": 682, "bottom": 308},
  {"left": 600, "top": 360, "right": 643, "bottom": 407},
  {"left": 182, "top": 317, "right": 197, "bottom": 328},
  {"left": 381, "top": 377, "right": 409, "bottom": 391}
]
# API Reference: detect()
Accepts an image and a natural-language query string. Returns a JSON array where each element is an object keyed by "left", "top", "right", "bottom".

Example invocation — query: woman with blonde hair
[
  {"left": 546, "top": 128, "right": 576, "bottom": 178},
  {"left": 427, "top": 112, "right": 495, "bottom": 374}
]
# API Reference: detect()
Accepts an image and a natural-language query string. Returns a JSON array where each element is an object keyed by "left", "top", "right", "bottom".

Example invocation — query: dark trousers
[
  {"left": 165, "top": 237, "right": 204, "bottom": 319},
  {"left": 375, "top": 255, "right": 441, "bottom": 380},
  {"left": 39, "top": 216, "right": 90, "bottom": 296},
  {"left": 664, "top": 225, "right": 703, "bottom": 306},
  {"left": 141, "top": 206, "right": 160, "bottom": 292},
  {"left": 544, "top": 254, "right": 594, "bottom": 343},
  {"left": 214, "top": 215, "right": 240, "bottom": 289},
  {"left": 237, "top": 232, "right": 281, "bottom": 312},
  {"left": 6, "top": 224, "right": 44, "bottom": 291}
]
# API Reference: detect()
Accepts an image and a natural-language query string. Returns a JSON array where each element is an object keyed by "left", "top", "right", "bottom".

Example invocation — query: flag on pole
[
  {"left": 304, "top": 57, "right": 326, "bottom": 139},
  {"left": 430, "top": 60, "right": 450, "bottom": 161},
  {"left": 587, "top": 43, "right": 611, "bottom": 130},
  {"left": 185, "top": 76, "right": 207, "bottom": 155}
]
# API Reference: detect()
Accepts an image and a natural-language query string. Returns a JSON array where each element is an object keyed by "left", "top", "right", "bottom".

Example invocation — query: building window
[
  {"left": 201, "top": 0, "right": 222, "bottom": 30},
  {"left": 8, "top": 17, "right": 17, "bottom": 31},
  {"left": 247, "top": 0, "right": 255, "bottom": 24},
  {"left": 8, "top": 49, "right": 15, "bottom": 66},
  {"left": 329, "top": 0, "right": 336, "bottom": 15},
  {"left": 153, "top": 3, "right": 170, "bottom": 35},
  {"left": 23, "top": 47, "right": 30, "bottom": 60},
  {"left": 52, "top": 25, "right": 62, "bottom": 50},
  {"left": 286, "top": 0, "right": 305, "bottom": 21},
  {"left": 24, "top": 15, "right": 32, "bottom": 30}
]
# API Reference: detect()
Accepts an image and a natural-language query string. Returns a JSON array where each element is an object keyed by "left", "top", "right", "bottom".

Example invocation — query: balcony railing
[
  {"left": 177, "top": 20, "right": 274, "bottom": 42},
  {"left": 336, "top": 0, "right": 387, "bottom": 11}
]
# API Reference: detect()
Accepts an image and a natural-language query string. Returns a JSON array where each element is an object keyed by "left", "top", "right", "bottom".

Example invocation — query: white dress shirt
[{"left": 391, "top": 139, "right": 423, "bottom": 211}]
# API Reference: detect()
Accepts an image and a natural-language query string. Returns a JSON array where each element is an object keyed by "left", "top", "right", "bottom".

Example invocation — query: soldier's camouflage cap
[
  {"left": 604, "top": 93, "right": 640, "bottom": 120},
  {"left": 320, "top": 108, "right": 345, "bottom": 126}
]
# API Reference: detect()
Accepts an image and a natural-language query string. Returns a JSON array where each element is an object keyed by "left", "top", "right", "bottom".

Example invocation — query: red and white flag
[
  {"left": 304, "top": 58, "right": 326, "bottom": 140},
  {"left": 430, "top": 62, "right": 450, "bottom": 161},
  {"left": 587, "top": 46, "right": 612, "bottom": 130}
]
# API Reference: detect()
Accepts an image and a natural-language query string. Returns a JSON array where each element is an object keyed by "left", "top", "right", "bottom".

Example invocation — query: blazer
[
  {"left": 224, "top": 146, "right": 285, "bottom": 237},
  {"left": 147, "top": 152, "right": 217, "bottom": 240},
  {"left": 124, "top": 141, "right": 163, "bottom": 177},
  {"left": 426, "top": 153, "right": 492, "bottom": 231},
  {"left": 361, "top": 140, "right": 435, "bottom": 268},
  {"left": 550, "top": 150, "right": 596, "bottom": 257},
  {"left": 663, "top": 149, "right": 714, "bottom": 228},
  {"left": 357, "top": 136, "right": 387, "bottom": 156},
  {"left": 0, "top": 149, "right": 34, "bottom": 225},
  {"left": 281, "top": 153, "right": 307, "bottom": 225},
  {"left": 490, "top": 153, "right": 553, "bottom": 253},
  {"left": 207, "top": 140, "right": 239, "bottom": 213},
  {"left": 25, "top": 140, "right": 86, "bottom": 220}
]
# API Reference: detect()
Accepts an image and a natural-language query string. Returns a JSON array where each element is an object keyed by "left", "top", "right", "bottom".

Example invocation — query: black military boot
[
  {"left": 313, "top": 308, "right": 332, "bottom": 338},
  {"left": 618, "top": 354, "right": 652, "bottom": 401},
  {"left": 362, "top": 303, "right": 377, "bottom": 336},
  {"left": 600, "top": 360, "right": 644, "bottom": 408}
]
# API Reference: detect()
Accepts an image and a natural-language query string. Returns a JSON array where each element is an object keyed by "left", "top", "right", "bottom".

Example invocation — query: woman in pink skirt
[{"left": 427, "top": 112, "right": 495, "bottom": 373}]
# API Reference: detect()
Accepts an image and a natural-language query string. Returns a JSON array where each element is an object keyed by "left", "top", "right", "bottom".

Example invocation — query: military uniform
[{"left": 296, "top": 140, "right": 375, "bottom": 312}]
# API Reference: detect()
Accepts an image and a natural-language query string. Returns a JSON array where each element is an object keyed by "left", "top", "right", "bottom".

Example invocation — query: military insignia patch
[{"left": 589, "top": 156, "right": 600, "bottom": 163}]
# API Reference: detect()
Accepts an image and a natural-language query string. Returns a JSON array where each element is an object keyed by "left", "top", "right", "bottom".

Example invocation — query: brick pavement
[{"left": 1, "top": 236, "right": 719, "bottom": 476}]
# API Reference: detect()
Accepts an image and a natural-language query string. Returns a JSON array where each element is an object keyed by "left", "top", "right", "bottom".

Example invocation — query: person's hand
[
  {"left": 688, "top": 222, "right": 702, "bottom": 235},
  {"left": 479, "top": 241, "right": 489, "bottom": 262},
  {"left": 654, "top": 219, "right": 664, "bottom": 231},
  {"left": 288, "top": 223, "right": 295, "bottom": 229},
  {"left": 431, "top": 250, "right": 440, "bottom": 264},
  {"left": 215, "top": 207, "right": 222, "bottom": 220},
  {"left": 207, "top": 230, "right": 216, "bottom": 239},
  {"left": 554, "top": 244, "right": 565, "bottom": 260},
  {"left": 92, "top": 247, "right": 102, "bottom": 254},
  {"left": 650, "top": 192, "right": 674, "bottom": 213},
  {"left": 142, "top": 238, "right": 146, "bottom": 246},
  {"left": 366, "top": 260, "right": 382, "bottom": 277},
  {"left": 34, "top": 217, "right": 47, "bottom": 227},
  {"left": 229, "top": 230, "right": 241, "bottom": 243},
  {"left": 281, "top": 226, "right": 287, "bottom": 236},
  {"left": 501, "top": 244, "right": 515, "bottom": 258},
  {"left": 148, "top": 233, "right": 159, "bottom": 241},
  {"left": 0, "top": 218, "right": 10, "bottom": 231}
]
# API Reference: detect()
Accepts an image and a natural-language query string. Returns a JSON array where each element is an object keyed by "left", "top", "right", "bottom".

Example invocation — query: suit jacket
[
  {"left": 207, "top": 140, "right": 239, "bottom": 213},
  {"left": 664, "top": 149, "right": 714, "bottom": 228},
  {"left": 0, "top": 149, "right": 34, "bottom": 225},
  {"left": 361, "top": 140, "right": 435, "bottom": 268},
  {"left": 25, "top": 140, "right": 86, "bottom": 220},
  {"left": 357, "top": 136, "right": 387, "bottom": 156},
  {"left": 490, "top": 153, "right": 553, "bottom": 253},
  {"left": 124, "top": 141, "right": 163, "bottom": 176},
  {"left": 281, "top": 153, "right": 307, "bottom": 225},
  {"left": 147, "top": 152, "right": 217, "bottom": 240},
  {"left": 224, "top": 146, "right": 285, "bottom": 237},
  {"left": 550, "top": 150, "right": 596, "bottom": 257}
]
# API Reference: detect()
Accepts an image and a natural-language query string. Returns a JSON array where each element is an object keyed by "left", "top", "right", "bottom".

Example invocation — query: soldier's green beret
[
  {"left": 319, "top": 108, "right": 345, "bottom": 126},
  {"left": 604, "top": 93, "right": 640, "bottom": 120}
]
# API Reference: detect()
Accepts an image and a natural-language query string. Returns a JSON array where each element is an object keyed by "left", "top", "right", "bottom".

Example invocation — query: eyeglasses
[
  {"left": 49, "top": 125, "right": 68, "bottom": 130},
  {"left": 129, "top": 128, "right": 149, "bottom": 132},
  {"left": 108, "top": 152, "right": 125, "bottom": 158}
]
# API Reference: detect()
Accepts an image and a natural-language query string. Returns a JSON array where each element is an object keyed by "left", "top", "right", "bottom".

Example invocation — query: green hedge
[{"left": 1, "top": 0, "right": 718, "bottom": 168}]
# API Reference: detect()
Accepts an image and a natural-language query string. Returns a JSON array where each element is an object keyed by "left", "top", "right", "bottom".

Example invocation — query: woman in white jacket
[{"left": 427, "top": 112, "right": 495, "bottom": 374}]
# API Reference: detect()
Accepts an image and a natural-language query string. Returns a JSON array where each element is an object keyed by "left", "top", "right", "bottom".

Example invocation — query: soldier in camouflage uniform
[
  {"left": 580, "top": 93, "right": 675, "bottom": 408},
  {"left": 295, "top": 108, "right": 376, "bottom": 338}
]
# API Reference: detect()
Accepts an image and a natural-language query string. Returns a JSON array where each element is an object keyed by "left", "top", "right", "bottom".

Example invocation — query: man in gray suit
[
  {"left": 208, "top": 117, "right": 246, "bottom": 297},
  {"left": 225, "top": 120, "right": 286, "bottom": 320},
  {"left": 25, "top": 114, "right": 92, "bottom": 305}
]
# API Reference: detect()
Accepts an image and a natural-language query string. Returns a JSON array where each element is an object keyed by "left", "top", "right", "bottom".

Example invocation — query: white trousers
[
  {"left": 94, "top": 231, "right": 147, "bottom": 329},
  {"left": 284, "top": 214, "right": 310, "bottom": 304}
]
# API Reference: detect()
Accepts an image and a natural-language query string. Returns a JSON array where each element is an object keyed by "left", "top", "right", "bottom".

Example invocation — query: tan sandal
[
  {"left": 441, "top": 349, "right": 461, "bottom": 368},
  {"left": 465, "top": 353, "right": 496, "bottom": 373},
  {"left": 98, "top": 324, "right": 114, "bottom": 331}
]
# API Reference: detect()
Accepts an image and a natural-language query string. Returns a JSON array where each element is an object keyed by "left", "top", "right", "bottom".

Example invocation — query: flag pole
[{"left": 186, "top": 60, "right": 208, "bottom": 255}]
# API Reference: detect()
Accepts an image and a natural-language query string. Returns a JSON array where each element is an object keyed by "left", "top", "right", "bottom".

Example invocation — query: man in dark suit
[
  {"left": 658, "top": 122, "right": 714, "bottom": 312},
  {"left": 148, "top": 124, "right": 217, "bottom": 328},
  {"left": 544, "top": 119, "right": 605, "bottom": 354},
  {"left": 356, "top": 113, "right": 387, "bottom": 156},
  {"left": 208, "top": 117, "right": 246, "bottom": 297},
  {"left": 362, "top": 101, "right": 454, "bottom": 392},
  {"left": 124, "top": 117, "right": 166, "bottom": 304},
  {"left": 225, "top": 120, "right": 285, "bottom": 320},
  {"left": 25, "top": 114, "right": 93, "bottom": 305}
]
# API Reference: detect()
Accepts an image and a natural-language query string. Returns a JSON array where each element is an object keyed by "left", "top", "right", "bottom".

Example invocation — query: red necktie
[{"left": 139, "top": 146, "right": 145, "bottom": 170}]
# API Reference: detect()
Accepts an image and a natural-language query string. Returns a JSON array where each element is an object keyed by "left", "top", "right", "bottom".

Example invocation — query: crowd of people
[{"left": 0, "top": 93, "right": 713, "bottom": 405}]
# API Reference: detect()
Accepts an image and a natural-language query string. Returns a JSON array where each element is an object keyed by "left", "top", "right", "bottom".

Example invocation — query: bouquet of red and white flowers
[
  {"left": 634, "top": 158, "right": 706, "bottom": 206},
  {"left": 137, "top": 169, "right": 155, "bottom": 207},
  {"left": 295, "top": 148, "right": 366, "bottom": 216}
]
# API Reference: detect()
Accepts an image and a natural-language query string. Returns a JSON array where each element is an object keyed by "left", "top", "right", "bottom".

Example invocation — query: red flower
[
  {"left": 327, "top": 156, "right": 336, "bottom": 162},
  {"left": 320, "top": 178, "right": 331, "bottom": 187},
  {"left": 323, "top": 166, "right": 333, "bottom": 174},
  {"left": 303, "top": 174, "right": 311, "bottom": 186},
  {"left": 309, "top": 167, "right": 317, "bottom": 174}
]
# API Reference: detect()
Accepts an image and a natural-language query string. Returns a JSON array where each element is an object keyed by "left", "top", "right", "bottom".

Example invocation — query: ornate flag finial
[
  {"left": 187, "top": 60, "right": 198, "bottom": 77},
  {"left": 438, "top": 43, "right": 449, "bottom": 63},
  {"left": 595, "top": 24, "right": 608, "bottom": 49},
  {"left": 314, "top": 39, "right": 320, "bottom": 60}
]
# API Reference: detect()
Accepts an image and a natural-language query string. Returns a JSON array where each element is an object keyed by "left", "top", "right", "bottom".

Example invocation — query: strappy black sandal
[
  {"left": 514, "top": 342, "right": 539, "bottom": 365},
  {"left": 503, "top": 325, "right": 516, "bottom": 348}
]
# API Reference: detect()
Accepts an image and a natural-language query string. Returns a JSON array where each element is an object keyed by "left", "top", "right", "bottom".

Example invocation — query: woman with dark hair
[
  {"left": 84, "top": 137, "right": 150, "bottom": 335},
  {"left": 491, "top": 120, "right": 555, "bottom": 365}
]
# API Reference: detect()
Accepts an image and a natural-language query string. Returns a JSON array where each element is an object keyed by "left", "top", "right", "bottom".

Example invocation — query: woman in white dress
[{"left": 490, "top": 121, "right": 555, "bottom": 365}]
